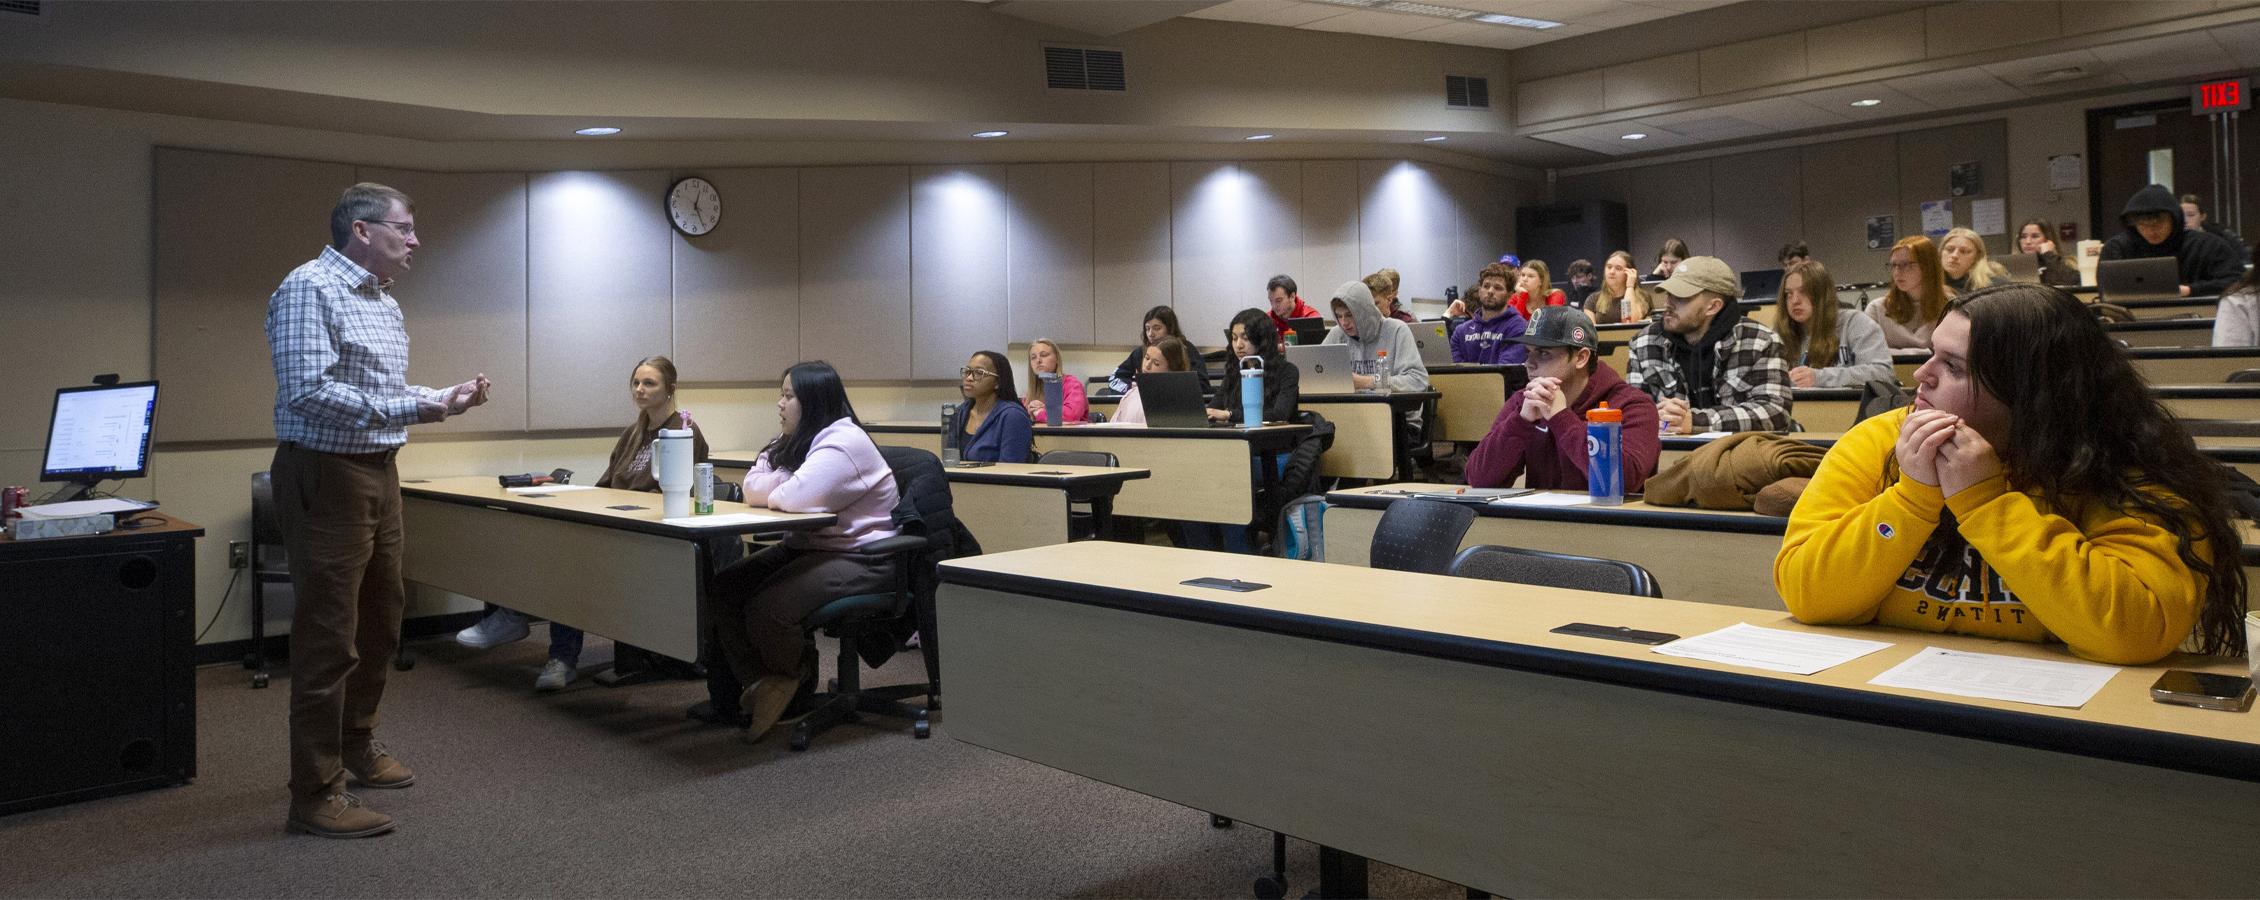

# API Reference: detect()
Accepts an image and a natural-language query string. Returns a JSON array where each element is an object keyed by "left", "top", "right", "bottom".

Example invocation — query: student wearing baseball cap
[
  {"left": 1466, "top": 306, "right": 1660, "bottom": 492},
  {"left": 1626, "top": 255, "right": 1794, "bottom": 434}
]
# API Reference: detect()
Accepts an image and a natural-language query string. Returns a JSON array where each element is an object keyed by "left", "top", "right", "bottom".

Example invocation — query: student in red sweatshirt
[
  {"left": 1466, "top": 306, "right": 1660, "bottom": 492},
  {"left": 1264, "top": 274, "right": 1319, "bottom": 348}
]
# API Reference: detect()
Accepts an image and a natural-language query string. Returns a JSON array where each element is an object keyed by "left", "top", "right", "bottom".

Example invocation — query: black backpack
[{"left": 1853, "top": 379, "right": 1912, "bottom": 425}]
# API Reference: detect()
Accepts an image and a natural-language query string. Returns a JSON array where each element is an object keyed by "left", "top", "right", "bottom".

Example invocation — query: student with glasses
[
  {"left": 954, "top": 350, "right": 1032, "bottom": 463},
  {"left": 1866, "top": 235, "right": 1950, "bottom": 349}
]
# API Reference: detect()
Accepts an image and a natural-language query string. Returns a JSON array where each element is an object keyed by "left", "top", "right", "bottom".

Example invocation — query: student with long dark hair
[
  {"left": 955, "top": 349, "right": 1031, "bottom": 463},
  {"left": 1770, "top": 260, "right": 1891, "bottom": 388},
  {"left": 1108, "top": 305, "right": 1211, "bottom": 395},
  {"left": 1206, "top": 309, "right": 1300, "bottom": 424},
  {"left": 702, "top": 361, "right": 903, "bottom": 741},
  {"left": 1776, "top": 283, "right": 2247, "bottom": 664}
]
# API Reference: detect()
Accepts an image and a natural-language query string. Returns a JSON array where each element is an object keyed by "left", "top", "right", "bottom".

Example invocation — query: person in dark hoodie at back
[
  {"left": 1466, "top": 306, "right": 1659, "bottom": 492},
  {"left": 2101, "top": 184, "right": 2244, "bottom": 297},
  {"left": 1627, "top": 256, "right": 1794, "bottom": 435}
]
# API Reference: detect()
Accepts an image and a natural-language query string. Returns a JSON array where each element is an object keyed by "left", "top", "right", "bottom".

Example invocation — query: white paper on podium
[
  {"left": 660, "top": 512, "right": 776, "bottom": 528},
  {"left": 1868, "top": 646, "right": 2119, "bottom": 708},
  {"left": 506, "top": 484, "right": 595, "bottom": 494},
  {"left": 1490, "top": 492, "right": 1591, "bottom": 508},
  {"left": 1653, "top": 622, "right": 1894, "bottom": 675}
]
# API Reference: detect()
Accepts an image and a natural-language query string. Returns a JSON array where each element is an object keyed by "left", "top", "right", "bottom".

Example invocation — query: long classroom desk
[
  {"left": 711, "top": 454, "right": 1148, "bottom": 554},
  {"left": 1658, "top": 429, "right": 2260, "bottom": 479},
  {"left": 863, "top": 422, "right": 1307, "bottom": 526},
  {"left": 1893, "top": 345, "right": 2260, "bottom": 386},
  {"left": 2106, "top": 317, "right": 2213, "bottom": 348},
  {"left": 2098, "top": 294, "right": 2220, "bottom": 320},
  {"left": 399, "top": 475, "right": 834, "bottom": 662},
  {"left": 937, "top": 541, "right": 2260, "bottom": 898},
  {"left": 1429, "top": 364, "right": 1527, "bottom": 442},
  {"left": 1790, "top": 384, "right": 2260, "bottom": 433},
  {"left": 1299, "top": 390, "right": 1438, "bottom": 479}
]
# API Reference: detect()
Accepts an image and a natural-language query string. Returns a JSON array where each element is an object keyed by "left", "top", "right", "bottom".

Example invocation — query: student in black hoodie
[{"left": 2100, "top": 184, "right": 2244, "bottom": 297}]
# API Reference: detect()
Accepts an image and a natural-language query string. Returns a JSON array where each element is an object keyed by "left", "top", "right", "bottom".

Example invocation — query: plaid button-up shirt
[
  {"left": 266, "top": 246, "right": 444, "bottom": 454},
  {"left": 1626, "top": 316, "right": 1794, "bottom": 433}
]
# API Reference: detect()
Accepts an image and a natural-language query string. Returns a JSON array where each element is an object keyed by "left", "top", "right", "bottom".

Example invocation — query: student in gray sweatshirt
[{"left": 1322, "top": 279, "right": 1430, "bottom": 427}]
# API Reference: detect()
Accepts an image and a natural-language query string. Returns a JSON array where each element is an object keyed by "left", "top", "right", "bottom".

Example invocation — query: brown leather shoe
[
  {"left": 738, "top": 676, "right": 799, "bottom": 744},
  {"left": 344, "top": 740, "right": 416, "bottom": 789},
  {"left": 286, "top": 791, "right": 395, "bottom": 839}
]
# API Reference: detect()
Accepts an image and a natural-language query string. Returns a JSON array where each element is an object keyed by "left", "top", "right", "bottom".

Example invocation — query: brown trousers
[
  {"left": 272, "top": 442, "right": 405, "bottom": 799},
  {"left": 704, "top": 542, "right": 896, "bottom": 684}
]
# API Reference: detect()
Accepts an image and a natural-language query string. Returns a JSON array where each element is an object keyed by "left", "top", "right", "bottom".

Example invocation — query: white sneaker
[
  {"left": 534, "top": 658, "right": 575, "bottom": 692},
  {"left": 455, "top": 608, "right": 528, "bottom": 648}
]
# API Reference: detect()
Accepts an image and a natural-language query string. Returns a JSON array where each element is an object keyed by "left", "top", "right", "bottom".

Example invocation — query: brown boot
[
  {"left": 344, "top": 739, "right": 416, "bottom": 789},
  {"left": 286, "top": 791, "right": 395, "bottom": 838},
  {"left": 738, "top": 676, "right": 800, "bottom": 744}
]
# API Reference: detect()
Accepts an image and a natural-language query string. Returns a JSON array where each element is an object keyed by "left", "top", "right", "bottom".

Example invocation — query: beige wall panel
[
  {"left": 1357, "top": 160, "right": 1461, "bottom": 304},
  {"left": 154, "top": 149, "right": 355, "bottom": 443},
  {"left": 1603, "top": 53, "right": 1700, "bottom": 111},
  {"left": 1299, "top": 160, "right": 1362, "bottom": 306},
  {"left": 1699, "top": 32, "right": 1808, "bottom": 96},
  {"left": 1441, "top": 167, "right": 1517, "bottom": 299},
  {"left": 1800, "top": 135, "right": 1901, "bottom": 283},
  {"left": 1516, "top": 74, "right": 1604, "bottom": 125},
  {"left": 361, "top": 167, "right": 530, "bottom": 434},
  {"left": 1, "top": 108, "right": 152, "bottom": 451},
  {"left": 1007, "top": 164, "right": 1097, "bottom": 346},
  {"left": 1924, "top": 1, "right": 2059, "bottom": 58},
  {"left": 1171, "top": 161, "right": 1301, "bottom": 340},
  {"left": 1806, "top": 11, "right": 1926, "bottom": 78},
  {"left": 1091, "top": 162, "right": 1173, "bottom": 347},
  {"left": 526, "top": 170, "right": 673, "bottom": 430},
  {"left": 911, "top": 165, "right": 1010, "bottom": 381},
  {"left": 1554, "top": 170, "right": 1630, "bottom": 207},
  {"left": 1628, "top": 159, "right": 1713, "bottom": 268},
  {"left": 800, "top": 166, "right": 912, "bottom": 380},
  {"left": 1707, "top": 149, "right": 1803, "bottom": 275},
  {"left": 672, "top": 167, "right": 800, "bottom": 384},
  {"left": 1896, "top": 121, "right": 2010, "bottom": 256}
]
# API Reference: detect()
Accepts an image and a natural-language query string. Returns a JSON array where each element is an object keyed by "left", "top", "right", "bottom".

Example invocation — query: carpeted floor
[{"left": 0, "top": 627, "right": 1462, "bottom": 898}]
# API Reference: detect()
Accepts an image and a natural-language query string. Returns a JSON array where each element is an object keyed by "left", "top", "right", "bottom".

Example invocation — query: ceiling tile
[
  {"left": 1791, "top": 82, "right": 1936, "bottom": 121},
  {"left": 1633, "top": 0, "right": 1737, "bottom": 11},
  {"left": 2213, "top": 20, "right": 2260, "bottom": 69},
  {"left": 1397, "top": 19, "right": 1570, "bottom": 49},
  {"left": 1891, "top": 67, "right": 2026, "bottom": 108},
  {"left": 2089, "top": 31, "right": 2237, "bottom": 84},
  {"left": 1295, "top": 8, "right": 1452, "bottom": 37},
  {"left": 1979, "top": 48, "right": 2130, "bottom": 96},
  {"left": 1183, "top": 0, "right": 1352, "bottom": 27},
  {"left": 1705, "top": 94, "right": 1848, "bottom": 132},
  {"left": 1449, "top": 0, "right": 1624, "bottom": 19}
]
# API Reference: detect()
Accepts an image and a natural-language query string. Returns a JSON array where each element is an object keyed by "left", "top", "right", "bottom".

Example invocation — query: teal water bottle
[{"left": 1239, "top": 356, "right": 1265, "bottom": 425}]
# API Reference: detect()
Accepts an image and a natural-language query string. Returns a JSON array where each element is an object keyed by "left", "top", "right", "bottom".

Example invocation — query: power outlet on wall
[{"left": 228, "top": 540, "right": 249, "bottom": 570}]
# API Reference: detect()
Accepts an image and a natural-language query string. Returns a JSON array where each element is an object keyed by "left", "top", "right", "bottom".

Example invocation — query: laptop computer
[
  {"left": 1136, "top": 370, "right": 1212, "bottom": 428},
  {"left": 1998, "top": 253, "right": 2042, "bottom": 283},
  {"left": 1284, "top": 343, "right": 1356, "bottom": 394},
  {"left": 1285, "top": 316, "right": 1327, "bottom": 347},
  {"left": 1411, "top": 320, "right": 1454, "bottom": 367},
  {"left": 1739, "top": 267, "right": 1785, "bottom": 303},
  {"left": 2098, "top": 257, "right": 2181, "bottom": 301}
]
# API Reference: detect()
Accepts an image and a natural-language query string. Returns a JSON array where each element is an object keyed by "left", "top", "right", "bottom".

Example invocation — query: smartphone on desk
[{"left": 2150, "top": 670, "right": 2255, "bottom": 712}]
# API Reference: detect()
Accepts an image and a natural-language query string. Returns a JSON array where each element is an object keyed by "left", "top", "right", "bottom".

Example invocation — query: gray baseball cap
[{"left": 1507, "top": 305, "right": 1600, "bottom": 353}]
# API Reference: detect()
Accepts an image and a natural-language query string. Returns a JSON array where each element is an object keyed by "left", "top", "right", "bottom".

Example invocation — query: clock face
[{"left": 668, "top": 177, "right": 720, "bottom": 236}]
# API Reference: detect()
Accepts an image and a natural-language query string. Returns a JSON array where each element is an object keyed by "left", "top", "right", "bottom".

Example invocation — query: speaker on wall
[{"left": 1514, "top": 201, "right": 1629, "bottom": 271}]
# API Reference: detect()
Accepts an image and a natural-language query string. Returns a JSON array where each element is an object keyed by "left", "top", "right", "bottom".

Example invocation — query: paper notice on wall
[
  {"left": 2048, "top": 154, "right": 2083, "bottom": 191},
  {"left": 1969, "top": 198, "right": 2005, "bottom": 236},
  {"left": 1865, "top": 215, "right": 1896, "bottom": 250},
  {"left": 1920, "top": 200, "right": 1953, "bottom": 238}
]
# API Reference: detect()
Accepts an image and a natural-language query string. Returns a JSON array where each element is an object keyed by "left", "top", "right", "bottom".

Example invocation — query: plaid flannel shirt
[
  {"left": 266, "top": 246, "right": 444, "bottom": 454},
  {"left": 1625, "top": 317, "right": 1794, "bottom": 432}
]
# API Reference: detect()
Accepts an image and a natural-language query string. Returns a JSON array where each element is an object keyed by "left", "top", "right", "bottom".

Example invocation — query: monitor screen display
[{"left": 43, "top": 381, "right": 160, "bottom": 483}]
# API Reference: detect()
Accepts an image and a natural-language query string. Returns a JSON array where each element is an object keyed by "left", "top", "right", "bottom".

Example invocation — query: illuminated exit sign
[{"left": 2193, "top": 77, "right": 2251, "bottom": 115}]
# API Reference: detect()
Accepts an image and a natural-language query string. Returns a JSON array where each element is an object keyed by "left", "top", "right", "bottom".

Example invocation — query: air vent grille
[
  {"left": 0, "top": 0, "right": 46, "bottom": 16},
  {"left": 1446, "top": 74, "right": 1490, "bottom": 109},
  {"left": 1044, "top": 45, "right": 1126, "bottom": 92}
]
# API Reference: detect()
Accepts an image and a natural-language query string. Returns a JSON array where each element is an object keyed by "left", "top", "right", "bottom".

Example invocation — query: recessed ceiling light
[
  {"left": 1245, "top": 134, "right": 1275, "bottom": 141},
  {"left": 1422, "top": 135, "right": 1448, "bottom": 142},
  {"left": 1620, "top": 133, "right": 1648, "bottom": 141},
  {"left": 1469, "top": 12, "right": 1561, "bottom": 28},
  {"left": 972, "top": 130, "right": 1009, "bottom": 139},
  {"left": 1849, "top": 99, "right": 1883, "bottom": 108},
  {"left": 575, "top": 126, "right": 622, "bottom": 136}
]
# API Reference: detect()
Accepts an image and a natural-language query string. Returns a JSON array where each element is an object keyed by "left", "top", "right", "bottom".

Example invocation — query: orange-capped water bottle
[{"left": 1585, "top": 402, "right": 1623, "bottom": 506}]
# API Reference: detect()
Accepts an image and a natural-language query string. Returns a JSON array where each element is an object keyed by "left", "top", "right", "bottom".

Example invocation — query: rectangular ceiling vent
[
  {"left": 0, "top": 0, "right": 47, "bottom": 18},
  {"left": 1044, "top": 45, "right": 1127, "bottom": 93},
  {"left": 1445, "top": 74, "right": 1490, "bottom": 109}
]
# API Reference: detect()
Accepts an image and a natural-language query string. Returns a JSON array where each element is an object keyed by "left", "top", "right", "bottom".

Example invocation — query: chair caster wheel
[
  {"left": 394, "top": 656, "right": 415, "bottom": 672},
  {"left": 1211, "top": 814, "right": 1234, "bottom": 829},
  {"left": 914, "top": 718, "right": 931, "bottom": 739},
  {"left": 1254, "top": 876, "right": 1287, "bottom": 899},
  {"left": 252, "top": 672, "right": 270, "bottom": 689},
  {"left": 789, "top": 731, "right": 810, "bottom": 752},
  {"left": 241, "top": 652, "right": 259, "bottom": 670},
  {"left": 827, "top": 678, "right": 840, "bottom": 692}
]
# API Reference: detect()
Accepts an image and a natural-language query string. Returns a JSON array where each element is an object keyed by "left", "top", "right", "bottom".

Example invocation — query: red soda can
[{"left": 1, "top": 485, "right": 24, "bottom": 522}]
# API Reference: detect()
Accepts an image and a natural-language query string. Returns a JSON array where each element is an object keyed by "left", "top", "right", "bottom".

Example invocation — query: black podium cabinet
[{"left": 1, "top": 516, "right": 201, "bottom": 816}]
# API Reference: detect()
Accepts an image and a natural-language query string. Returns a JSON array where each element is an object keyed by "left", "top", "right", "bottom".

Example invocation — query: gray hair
[{"left": 330, "top": 182, "right": 414, "bottom": 249}]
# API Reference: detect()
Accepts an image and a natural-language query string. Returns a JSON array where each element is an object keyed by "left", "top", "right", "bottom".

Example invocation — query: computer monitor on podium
[{"left": 42, "top": 380, "right": 159, "bottom": 502}]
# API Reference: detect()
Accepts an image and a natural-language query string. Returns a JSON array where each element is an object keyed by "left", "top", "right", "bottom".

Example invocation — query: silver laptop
[
  {"left": 1998, "top": 253, "right": 2042, "bottom": 283},
  {"left": 1410, "top": 320, "right": 1454, "bottom": 367},
  {"left": 1283, "top": 343, "right": 1356, "bottom": 394},
  {"left": 2097, "top": 257, "right": 2181, "bottom": 302}
]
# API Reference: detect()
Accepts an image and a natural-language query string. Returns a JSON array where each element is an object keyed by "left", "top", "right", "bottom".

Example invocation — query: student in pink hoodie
[{"left": 702, "top": 361, "right": 902, "bottom": 743}]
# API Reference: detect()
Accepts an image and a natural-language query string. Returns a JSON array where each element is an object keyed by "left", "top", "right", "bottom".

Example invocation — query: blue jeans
[{"left": 549, "top": 623, "right": 583, "bottom": 665}]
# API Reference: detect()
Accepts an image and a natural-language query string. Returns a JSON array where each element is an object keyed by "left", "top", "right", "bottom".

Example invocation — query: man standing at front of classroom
[{"left": 268, "top": 183, "right": 491, "bottom": 838}]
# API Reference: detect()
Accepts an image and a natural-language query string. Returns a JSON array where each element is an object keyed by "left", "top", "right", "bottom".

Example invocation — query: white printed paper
[
  {"left": 1653, "top": 622, "right": 1895, "bottom": 675},
  {"left": 660, "top": 512, "right": 778, "bottom": 528},
  {"left": 506, "top": 484, "right": 596, "bottom": 494},
  {"left": 1490, "top": 492, "right": 1591, "bottom": 507},
  {"left": 1867, "top": 646, "right": 2119, "bottom": 708},
  {"left": 15, "top": 497, "right": 153, "bottom": 518},
  {"left": 2048, "top": 154, "right": 2083, "bottom": 191},
  {"left": 1920, "top": 200, "right": 1954, "bottom": 237},
  {"left": 1970, "top": 198, "right": 2006, "bottom": 235}
]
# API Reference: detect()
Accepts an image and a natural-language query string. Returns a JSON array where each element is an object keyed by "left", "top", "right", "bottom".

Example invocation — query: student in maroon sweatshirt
[{"left": 1466, "top": 306, "right": 1661, "bottom": 492}]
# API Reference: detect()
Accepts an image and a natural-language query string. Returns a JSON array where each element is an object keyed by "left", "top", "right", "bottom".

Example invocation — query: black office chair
[
  {"left": 1448, "top": 544, "right": 1662, "bottom": 598},
  {"left": 789, "top": 445, "right": 977, "bottom": 751},
  {"left": 2228, "top": 369, "right": 2260, "bottom": 384},
  {"left": 1368, "top": 498, "right": 1477, "bottom": 575},
  {"left": 1036, "top": 448, "right": 1117, "bottom": 540},
  {"left": 248, "top": 472, "right": 415, "bottom": 689}
]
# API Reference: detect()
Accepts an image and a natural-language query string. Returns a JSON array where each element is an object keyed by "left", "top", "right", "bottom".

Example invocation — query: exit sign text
[{"left": 2193, "top": 78, "right": 2251, "bottom": 115}]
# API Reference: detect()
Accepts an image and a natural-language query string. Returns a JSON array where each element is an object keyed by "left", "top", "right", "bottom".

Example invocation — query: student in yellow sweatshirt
[{"left": 1774, "top": 283, "right": 2247, "bottom": 665}]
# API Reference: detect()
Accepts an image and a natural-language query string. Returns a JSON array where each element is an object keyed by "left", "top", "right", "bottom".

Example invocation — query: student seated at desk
[
  {"left": 1207, "top": 310, "right": 1300, "bottom": 425},
  {"left": 955, "top": 350, "right": 1032, "bottom": 463},
  {"left": 1866, "top": 235, "right": 1949, "bottom": 350},
  {"left": 1448, "top": 262, "right": 1528, "bottom": 365},
  {"left": 1368, "top": 269, "right": 1416, "bottom": 324},
  {"left": 1323, "top": 280, "right": 1431, "bottom": 394},
  {"left": 1771, "top": 260, "right": 1893, "bottom": 388},
  {"left": 1112, "top": 336, "right": 1193, "bottom": 426},
  {"left": 2016, "top": 219, "right": 2082, "bottom": 287},
  {"left": 1109, "top": 305, "right": 1212, "bottom": 396},
  {"left": 1775, "top": 284, "right": 2248, "bottom": 665},
  {"left": 1023, "top": 338, "right": 1087, "bottom": 424},
  {"left": 1507, "top": 259, "right": 1567, "bottom": 319},
  {"left": 1585, "top": 250, "right": 1653, "bottom": 324},
  {"left": 1628, "top": 256, "right": 1793, "bottom": 435},
  {"left": 454, "top": 355, "right": 709, "bottom": 691},
  {"left": 1939, "top": 228, "right": 2006, "bottom": 297},
  {"left": 2102, "top": 184, "right": 2245, "bottom": 298},
  {"left": 2212, "top": 240, "right": 2260, "bottom": 347},
  {"left": 1651, "top": 238, "right": 1689, "bottom": 279},
  {"left": 703, "top": 361, "right": 903, "bottom": 742},
  {"left": 1467, "top": 307, "right": 1658, "bottom": 492}
]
